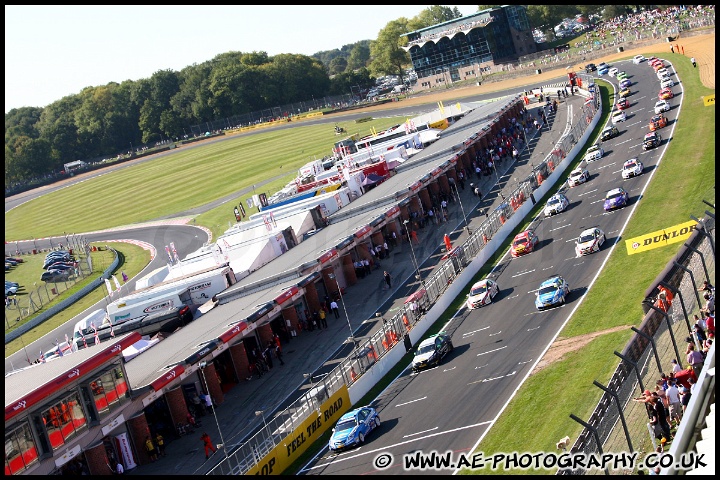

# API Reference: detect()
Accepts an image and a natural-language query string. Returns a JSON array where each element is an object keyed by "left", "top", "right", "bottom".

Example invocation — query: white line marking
[
  {"left": 463, "top": 326, "right": 490, "bottom": 336},
  {"left": 518, "top": 360, "right": 533, "bottom": 365},
  {"left": 443, "top": 366, "right": 456, "bottom": 372},
  {"left": 578, "top": 189, "right": 598, "bottom": 196},
  {"left": 527, "top": 326, "right": 541, "bottom": 331},
  {"left": 395, "top": 396, "right": 427, "bottom": 407},
  {"left": 511, "top": 269, "right": 535, "bottom": 278},
  {"left": 549, "top": 224, "right": 572, "bottom": 231},
  {"left": 475, "top": 363, "right": 489, "bottom": 370},
  {"left": 488, "top": 331, "right": 502, "bottom": 336},
  {"left": 403, "top": 427, "right": 439, "bottom": 438},
  {"left": 542, "top": 265, "right": 555, "bottom": 270},
  {"left": 477, "top": 346, "right": 507, "bottom": 356}
]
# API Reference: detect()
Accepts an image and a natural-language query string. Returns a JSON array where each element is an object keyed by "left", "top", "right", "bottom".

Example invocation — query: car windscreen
[
  {"left": 547, "top": 197, "right": 561, "bottom": 206},
  {"left": 538, "top": 286, "right": 557, "bottom": 296},
  {"left": 607, "top": 192, "right": 624, "bottom": 200},
  {"left": 335, "top": 418, "right": 357, "bottom": 431},
  {"left": 417, "top": 343, "right": 436, "bottom": 355},
  {"left": 471, "top": 284, "right": 487, "bottom": 296},
  {"left": 579, "top": 233, "right": 595, "bottom": 243},
  {"left": 513, "top": 238, "right": 527, "bottom": 247}
]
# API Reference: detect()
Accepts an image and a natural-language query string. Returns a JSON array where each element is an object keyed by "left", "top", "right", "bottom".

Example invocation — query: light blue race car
[
  {"left": 328, "top": 406, "right": 381, "bottom": 452},
  {"left": 535, "top": 276, "right": 570, "bottom": 310}
]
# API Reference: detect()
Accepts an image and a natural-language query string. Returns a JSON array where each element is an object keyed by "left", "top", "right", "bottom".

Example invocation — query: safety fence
[
  {"left": 5, "top": 236, "right": 94, "bottom": 334},
  {"left": 207, "top": 78, "right": 601, "bottom": 475},
  {"left": 563, "top": 215, "right": 715, "bottom": 475}
]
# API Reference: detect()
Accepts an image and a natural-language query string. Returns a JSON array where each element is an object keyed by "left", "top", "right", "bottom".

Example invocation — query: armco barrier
[{"left": 5, "top": 250, "right": 120, "bottom": 345}]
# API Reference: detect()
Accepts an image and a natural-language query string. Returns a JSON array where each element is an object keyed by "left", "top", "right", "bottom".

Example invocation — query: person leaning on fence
[{"left": 686, "top": 343, "right": 704, "bottom": 377}]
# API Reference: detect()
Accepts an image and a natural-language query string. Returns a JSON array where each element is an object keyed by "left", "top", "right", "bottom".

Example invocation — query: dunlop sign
[
  {"left": 625, "top": 220, "right": 697, "bottom": 255},
  {"left": 246, "top": 385, "right": 351, "bottom": 475}
]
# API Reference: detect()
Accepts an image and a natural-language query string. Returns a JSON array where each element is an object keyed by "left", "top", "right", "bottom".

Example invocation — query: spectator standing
[
  {"left": 318, "top": 309, "right": 328, "bottom": 329},
  {"left": 679, "top": 385, "right": 691, "bottom": 413},
  {"left": 274, "top": 342, "right": 285, "bottom": 366},
  {"left": 115, "top": 461, "right": 124, "bottom": 475},
  {"left": 330, "top": 300, "right": 340, "bottom": 319},
  {"left": 203, "top": 392, "right": 214, "bottom": 412},
  {"left": 651, "top": 393, "right": 672, "bottom": 441},
  {"left": 686, "top": 344, "right": 704, "bottom": 377},
  {"left": 201, "top": 432, "right": 217, "bottom": 460},
  {"left": 155, "top": 432, "right": 166, "bottom": 457},
  {"left": 383, "top": 271, "right": 392, "bottom": 289},
  {"left": 145, "top": 436, "right": 158, "bottom": 462},
  {"left": 691, "top": 57, "right": 696, "bottom": 67},
  {"left": 665, "top": 380, "right": 683, "bottom": 425},
  {"left": 670, "top": 359, "right": 682, "bottom": 375},
  {"left": 263, "top": 343, "right": 274, "bottom": 369},
  {"left": 706, "top": 313, "right": 715, "bottom": 336}
]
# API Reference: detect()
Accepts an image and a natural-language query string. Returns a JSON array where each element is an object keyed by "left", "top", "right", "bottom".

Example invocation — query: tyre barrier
[
  {"left": 500, "top": 214, "right": 506, "bottom": 225},
  {"left": 483, "top": 233, "right": 489, "bottom": 244},
  {"left": 548, "top": 159, "right": 554, "bottom": 171},
  {"left": 537, "top": 172, "right": 544, "bottom": 185}
]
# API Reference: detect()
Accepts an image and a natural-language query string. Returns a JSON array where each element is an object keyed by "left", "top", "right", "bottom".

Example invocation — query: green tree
[
  {"left": 369, "top": 19, "right": 412, "bottom": 83},
  {"left": 328, "top": 57, "right": 348, "bottom": 75},
  {"left": 347, "top": 43, "right": 371, "bottom": 70},
  {"left": 408, "top": 5, "right": 463, "bottom": 31}
]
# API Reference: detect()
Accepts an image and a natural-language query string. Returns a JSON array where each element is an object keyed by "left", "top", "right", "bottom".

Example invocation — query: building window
[
  {"left": 41, "top": 392, "right": 88, "bottom": 451},
  {"left": 89, "top": 366, "right": 130, "bottom": 416},
  {"left": 5, "top": 422, "right": 39, "bottom": 475}
]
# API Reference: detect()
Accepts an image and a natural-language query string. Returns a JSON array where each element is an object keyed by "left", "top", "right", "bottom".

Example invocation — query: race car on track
[
  {"left": 412, "top": 332, "right": 453, "bottom": 371},
  {"left": 611, "top": 110, "right": 627, "bottom": 124},
  {"left": 603, "top": 187, "right": 630, "bottom": 211},
  {"left": 621, "top": 158, "right": 644, "bottom": 179},
  {"left": 654, "top": 100, "right": 671, "bottom": 114},
  {"left": 658, "top": 87, "right": 674, "bottom": 100},
  {"left": 543, "top": 192, "right": 570, "bottom": 217},
  {"left": 466, "top": 278, "right": 500, "bottom": 309},
  {"left": 535, "top": 276, "right": 570, "bottom": 310},
  {"left": 660, "top": 77, "right": 675, "bottom": 89},
  {"left": 600, "top": 126, "right": 619, "bottom": 141},
  {"left": 584, "top": 144, "right": 604, "bottom": 162},
  {"left": 575, "top": 227, "right": 606, "bottom": 257},
  {"left": 510, "top": 229, "right": 539, "bottom": 257},
  {"left": 618, "top": 87, "right": 631, "bottom": 98},
  {"left": 649, "top": 114, "right": 668, "bottom": 131},
  {"left": 328, "top": 406, "right": 381, "bottom": 452},
  {"left": 643, "top": 131, "right": 662, "bottom": 150},
  {"left": 616, "top": 98, "right": 630, "bottom": 110},
  {"left": 568, "top": 166, "right": 590, "bottom": 187},
  {"left": 633, "top": 54, "right": 646, "bottom": 64}
]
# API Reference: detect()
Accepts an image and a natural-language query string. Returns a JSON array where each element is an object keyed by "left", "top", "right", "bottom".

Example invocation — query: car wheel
[
  {"left": 358, "top": 433, "right": 365, "bottom": 444},
  {"left": 448, "top": 341, "right": 454, "bottom": 352},
  {"left": 601, "top": 235, "right": 606, "bottom": 245},
  {"left": 374, "top": 417, "right": 381, "bottom": 429}
]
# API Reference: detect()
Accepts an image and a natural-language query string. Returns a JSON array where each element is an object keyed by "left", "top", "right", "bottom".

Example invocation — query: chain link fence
[{"left": 563, "top": 216, "right": 715, "bottom": 475}]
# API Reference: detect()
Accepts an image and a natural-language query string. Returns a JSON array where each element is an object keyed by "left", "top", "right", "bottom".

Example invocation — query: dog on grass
[{"left": 556, "top": 435, "right": 571, "bottom": 451}]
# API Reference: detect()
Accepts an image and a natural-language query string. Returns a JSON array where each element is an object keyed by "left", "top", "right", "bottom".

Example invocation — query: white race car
[
  {"left": 621, "top": 158, "right": 644, "bottom": 179},
  {"left": 584, "top": 144, "right": 604, "bottom": 162},
  {"left": 466, "top": 278, "right": 500, "bottom": 309},
  {"left": 568, "top": 167, "right": 590, "bottom": 187},
  {"left": 544, "top": 192, "right": 570, "bottom": 217},
  {"left": 654, "top": 100, "right": 671, "bottom": 114},
  {"left": 575, "top": 227, "right": 606, "bottom": 256}
]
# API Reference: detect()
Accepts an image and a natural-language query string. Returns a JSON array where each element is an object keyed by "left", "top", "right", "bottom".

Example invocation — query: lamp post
[
  {"left": 198, "top": 361, "right": 228, "bottom": 459},
  {"left": 328, "top": 273, "right": 355, "bottom": 348},
  {"left": 402, "top": 220, "right": 424, "bottom": 286},
  {"left": 451, "top": 183, "right": 471, "bottom": 234}
]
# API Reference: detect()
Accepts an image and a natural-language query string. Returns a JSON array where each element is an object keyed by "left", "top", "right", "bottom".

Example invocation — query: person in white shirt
[
  {"left": 665, "top": 380, "right": 682, "bottom": 425},
  {"left": 670, "top": 359, "right": 682, "bottom": 374}
]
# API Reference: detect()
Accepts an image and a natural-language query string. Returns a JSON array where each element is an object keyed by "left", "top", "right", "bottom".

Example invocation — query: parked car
[
  {"left": 5, "top": 257, "right": 24, "bottom": 264},
  {"left": 466, "top": 279, "right": 500, "bottom": 309},
  {"left": 649, "top": 114, "right": 668, "bottom": 131},
  {"left": 41, "top": 270, "right": 70, "bottom": 282},
  {"left": 568, "top": 166, "right": 590, "bottom": 187},
  {"left": 328, "top": 406, "right": 381, "bottom": 452},
  {"left": 5, "top": 284, "right": 18, "bottom": 296},
  {"left": 535, "top": 276, "right": 570, "bottom": 310},
  {"left": 584, "top": 144, "right": 604, "bottom": 162},
  {"left": 575, "top": 227, "right": 606, "bottom": 256},
  {"left": 643, "top": 131, "right": 662, "bottom": 150},
  {"left": 412, "top": 332, "right": 453, "bottom": 371},
  {"left": 621, "top": 158, "right": 644, "bottom": 179},
  {"left": 603, "top": 187, "right": 630, "bottom": 211},
  {"left": 600, "top": 126, "right": 619, "bottom": 141},
  {"left": 510, "top": 229, "right": 539, "bottom": 257},
  {"left": 654, "top": 100, "right": 671, "bottom": 114},
  {"left": 543, "top": 192, "right": 570, "bottom": 217},
  {"left": 612, "top": 110, "right": 627, "bottom": 124}
]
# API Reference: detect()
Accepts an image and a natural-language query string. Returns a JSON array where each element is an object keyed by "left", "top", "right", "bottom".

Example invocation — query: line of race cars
[
  {"left": 327, "top": 56, "right": 679, "bottom": 456},
  {"left": 465, "top": 55, "right": 676, "bottom": 314}
]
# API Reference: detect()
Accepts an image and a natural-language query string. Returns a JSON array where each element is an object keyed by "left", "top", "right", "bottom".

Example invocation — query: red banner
[
  {"left": 274, "top": 287, "right": 299, "bottom": 305},
  {"left": 385, "top": 206, "right": 400, "bottom": 218},
  {"left": 318, "top": 249, "right": 338, "bottom": 264},
  {"left": 219, "top": 321, "right": 249, "bottom": 344},
  {"left": 150, "top": 364, "right": 186, "bottom": 392},
  {"left": 354, "top": 225, "right": 372, "bottom": 238}
]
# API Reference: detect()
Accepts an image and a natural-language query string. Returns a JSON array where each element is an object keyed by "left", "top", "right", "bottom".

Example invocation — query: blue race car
[
  {"left": 535, "top": 276, "right": 570, "bottom": 310},
  {"left": 598, "top": 65, "right": 609, "bottom": 75},
  {"left": 328, "top": 406, "right": 381, "bottom": 452},
  {"left": 619, "top": 78, "right": 632, "bottom": 89},
  {"left": 603, "top": 187, "right": 630, "bottom": 211}
]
